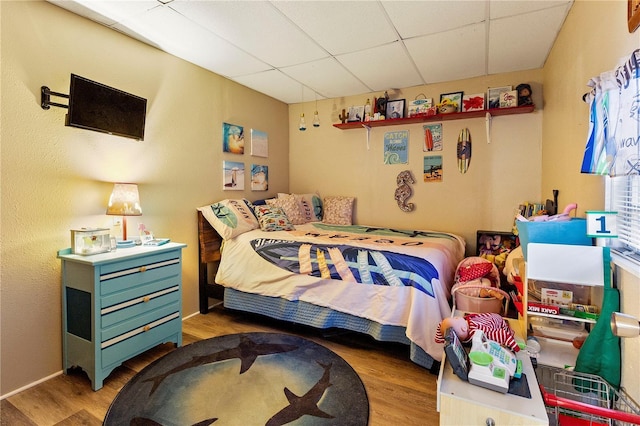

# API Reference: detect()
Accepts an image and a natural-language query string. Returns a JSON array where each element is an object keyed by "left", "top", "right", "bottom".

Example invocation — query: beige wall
[
  {"left": 288, "top": 70, "right": 544, "bottom": 254},
  {"left": 542, "top": 0, "right": 640, "bottom": 400},
  {"left": 0, "top": 1, "right": 289, "bottom": 395}
]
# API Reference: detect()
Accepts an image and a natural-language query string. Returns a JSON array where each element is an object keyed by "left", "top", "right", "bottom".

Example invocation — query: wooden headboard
[{"left": 197, "top": 210, "right": 224, "bottom": 313}]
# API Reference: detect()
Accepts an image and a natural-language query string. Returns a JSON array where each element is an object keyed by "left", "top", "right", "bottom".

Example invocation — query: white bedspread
[{"left": 215, "top": 223, "right": 465, "bottom": 361}]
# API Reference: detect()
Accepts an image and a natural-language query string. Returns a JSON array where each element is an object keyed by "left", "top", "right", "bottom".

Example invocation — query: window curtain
[{"left": 581, "top": 49, "right": 640, "bottom": 176}]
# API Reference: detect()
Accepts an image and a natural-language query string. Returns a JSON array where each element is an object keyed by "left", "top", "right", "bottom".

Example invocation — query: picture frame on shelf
[
  {"left": 499, "top": 90, "right": 518, "bottom": 108},
  {"left": 439, "top": 92, "right": 463, "bottom": 113},
  {"left": 347, "top": 105, "right": 365, "bottom": 122},
  {"left": 487, "top": 86, "right": 512, "bottom": 109},
  {"left": 386, "top": 99, "right": 406, "bottom": 119},
  {"left": 462, "top": 93, "right": 485, "bottom": 112}
]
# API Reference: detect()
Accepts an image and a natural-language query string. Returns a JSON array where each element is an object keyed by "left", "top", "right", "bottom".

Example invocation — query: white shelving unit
[{"left": 524, "top": 243, "right": 608, "bottom": 369}]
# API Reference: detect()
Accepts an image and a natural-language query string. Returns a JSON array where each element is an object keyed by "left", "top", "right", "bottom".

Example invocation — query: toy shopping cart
[{"left": 536, "top": 365, "right": 640, "bottom": 426}]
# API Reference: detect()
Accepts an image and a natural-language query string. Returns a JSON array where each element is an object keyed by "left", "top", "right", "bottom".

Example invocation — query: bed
[{"left": 197, "top": 198, "right": 465, "bottom": 369}]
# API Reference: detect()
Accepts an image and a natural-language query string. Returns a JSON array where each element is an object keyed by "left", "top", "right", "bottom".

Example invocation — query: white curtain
[{"left": 581, "top": 49, "right": 640, "bottom": 176}]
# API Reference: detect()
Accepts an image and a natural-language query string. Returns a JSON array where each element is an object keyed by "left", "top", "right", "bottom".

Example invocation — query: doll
[
  {"left": 435, "top": 312, "right": 520, "bottom": 352},
  {"left": 516, "top": 83, "right": 533, "bottom": 106}
]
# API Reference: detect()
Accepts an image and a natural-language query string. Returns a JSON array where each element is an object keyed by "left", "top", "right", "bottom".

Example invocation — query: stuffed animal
[
  {"left": 516, "top": 83, "right": 533, "bottom": 106},
  {"left": 434, "top": 312, "right": 520, "bottom": 352}
]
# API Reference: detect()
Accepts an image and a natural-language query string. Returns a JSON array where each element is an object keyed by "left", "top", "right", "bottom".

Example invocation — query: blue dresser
[{"left": 58, "top": 242, "right": 186, "bottom": 390}]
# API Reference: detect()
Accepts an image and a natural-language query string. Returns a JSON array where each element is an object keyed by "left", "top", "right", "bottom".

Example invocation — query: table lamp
[
  {"left": 106, "top": 183, "right": 142, "bottom": 248},
  {"left": 611, "top": 312, "right": 640, "bottom": 337}
]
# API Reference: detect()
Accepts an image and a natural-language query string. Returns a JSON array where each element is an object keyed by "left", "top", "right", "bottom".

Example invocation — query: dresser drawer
[
  {"left": 101, "top": 274, "right": 180, "bottom": 309},
  {"left": 101, "top": 285, "right": 180, "bottom": 329},
  {"left": 101, "top": 301, "right": 179, "bottom": 343},
  {"left": 101, "top": 313, "right": 181, "bottom": 369},
  {"left": 100, "top": 251, "right": 181, "bottom": 297}
]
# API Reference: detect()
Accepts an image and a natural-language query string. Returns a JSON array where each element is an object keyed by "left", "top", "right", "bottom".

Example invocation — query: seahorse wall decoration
[{"left": 395, "top": 170, "right": 415, "bottom": 212}]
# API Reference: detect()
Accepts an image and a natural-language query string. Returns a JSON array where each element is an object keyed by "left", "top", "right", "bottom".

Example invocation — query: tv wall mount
[{"left": 41, "top": 86, "right": 68, "bottom": 110}]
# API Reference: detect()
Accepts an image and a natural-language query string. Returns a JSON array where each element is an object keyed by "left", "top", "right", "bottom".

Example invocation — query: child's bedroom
[{"left": 2, "top": 1, "right": 640, "bottom": 425}]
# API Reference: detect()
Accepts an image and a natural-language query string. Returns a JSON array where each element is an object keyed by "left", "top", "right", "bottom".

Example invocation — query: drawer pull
[
  {"left": 144, "top": 325, "right": 150, "bottom": 332},
  {"left": 139, "top": 266, "right": 147, "bottom": 272},
  {"left": 143, "top": 296, "right": 150, "bottom": 303}
]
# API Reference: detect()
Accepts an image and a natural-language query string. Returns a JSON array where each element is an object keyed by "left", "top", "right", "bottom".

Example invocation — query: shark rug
[{"left": 104, "top": 332, "right": 369, "bottom": 426}]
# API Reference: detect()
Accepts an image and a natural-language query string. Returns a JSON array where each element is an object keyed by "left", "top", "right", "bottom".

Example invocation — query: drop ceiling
[{"left": 48, "top": 0, "right": 573, "bottom": 104}]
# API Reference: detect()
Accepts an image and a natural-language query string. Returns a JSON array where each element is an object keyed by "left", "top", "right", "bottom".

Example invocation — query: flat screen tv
[{"left": 66, "top": 74, "right": 147, "bottom": 141}]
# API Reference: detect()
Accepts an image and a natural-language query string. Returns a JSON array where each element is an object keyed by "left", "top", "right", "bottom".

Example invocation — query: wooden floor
[{"left": 1, "top": 303, "right": 440, "bottom": 425}]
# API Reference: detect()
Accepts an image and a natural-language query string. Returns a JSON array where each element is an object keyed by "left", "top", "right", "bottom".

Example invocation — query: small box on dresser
[{"left": 58, "top": 242, "right": 186, "bottom": 390}]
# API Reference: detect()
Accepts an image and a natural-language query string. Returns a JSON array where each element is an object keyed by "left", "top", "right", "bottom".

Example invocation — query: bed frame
[
  {"left": 196, "top": 210, "right": 439, "bottom": 370},
  {"left": 198, "top": 210, "right": 224, "bottom": 313}
]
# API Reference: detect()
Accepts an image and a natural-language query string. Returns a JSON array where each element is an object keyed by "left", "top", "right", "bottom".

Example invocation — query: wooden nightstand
[{"left": 58, "top": 242, "right": 186, "bottom": 390}]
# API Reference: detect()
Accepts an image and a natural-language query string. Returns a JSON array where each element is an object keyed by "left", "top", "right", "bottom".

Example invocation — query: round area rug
[{"left": 104, "top": 332, "right": 369, "bottom": 426}]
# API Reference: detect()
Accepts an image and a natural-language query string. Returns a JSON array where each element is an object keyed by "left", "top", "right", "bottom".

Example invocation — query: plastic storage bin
[{"left": 516, "top": 218, "right": 592, "bottom": 260}]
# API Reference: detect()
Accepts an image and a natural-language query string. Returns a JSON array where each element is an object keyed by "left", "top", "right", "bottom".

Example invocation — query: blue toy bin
[{"left": 516, "top": 218, "right": 593, "bottom": 260}]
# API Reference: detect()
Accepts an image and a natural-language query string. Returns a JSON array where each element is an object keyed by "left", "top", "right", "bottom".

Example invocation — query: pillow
[
  {"left": 266, "top": 194, "right": 305, "bottom": 225},
  {"left": 279, "top": 192, "right": 323, "bottom": 222},
  {"left": 322, "top": 196, "right": 354, "bottom": 225},
  {"left": 253, "top": 205, "right": 295, "bottom": 231},
  {"left": 197, "top": 199, "right": 259, "bottom": 240}
]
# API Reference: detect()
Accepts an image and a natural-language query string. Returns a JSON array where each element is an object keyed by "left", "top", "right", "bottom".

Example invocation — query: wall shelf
[{"left": 332, "top": 104, "right": 535, "bottom": 130}]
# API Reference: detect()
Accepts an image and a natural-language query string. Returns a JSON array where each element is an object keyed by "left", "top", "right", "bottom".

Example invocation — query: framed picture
[
  {"left": 250, "top": 129, "right": 268, "bottom": 158},
  {"left": 423, "top": 123, "right": 443, "bottom": 151},
  {"left": 222, "top": 122, "right": 244, "bottom": 154},
  {"left": 462, "top": 93, "right": 485, "bottom": 112},
  {"left": 499, "top": 90, "right": 518, "bottom": 108},
  {"left": 386, "top": 99, "right": 405, "bottom": 119},
  {"left": 439, "top": 92, "right": 463, "bottom": 113},
  {"left": 347, "top": 106, "right": 365, "bottom": 122},
  {"left": 223, "top": 161, "right": 245, "bottom": 190},
  {"left": 251, "top": 164, "right": 269, "bottom": 191},
  {"left": 487, "top": 86, "right": 512, "bottom": 109}
]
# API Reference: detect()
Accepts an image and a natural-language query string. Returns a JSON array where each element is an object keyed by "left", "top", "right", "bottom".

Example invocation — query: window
[{"left": 606, "top": 174, "right": 640, "bottom": 263}]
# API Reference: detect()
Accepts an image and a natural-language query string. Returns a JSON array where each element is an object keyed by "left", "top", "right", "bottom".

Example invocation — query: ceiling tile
[
  {"left": 488, "top": 6, "right": 569, "bottom": 73},
  {"left": 112, "top": 6, "right": 271, "bottom": 78},
  {"left": 273, "top": 1, "right": 398, "bottom": 55},
  {"left": 382, "top": 0, "right": 487, "bottom": 38},
  {"left": 233, "top": 69, "right": 306, "bottom": 104},
  {"left": 281, "top": 57, "right": 371, "bottom": 99},
  {"left": 169, "top": 0, "right": 328, "bottom": 68},
  {"left": 337, "top": 42, "right": 424, "bottom": 91},
  {"left": 490, "top": 0, "right": 572, "bottom": 19},
  {"left": 405, "top": 23, "right": 486, "bottom": 84}
]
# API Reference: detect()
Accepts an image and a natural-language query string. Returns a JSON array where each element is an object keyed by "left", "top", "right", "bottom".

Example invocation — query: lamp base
[{"left": 116, "top": 240, "right": 136, "bottom": 248}]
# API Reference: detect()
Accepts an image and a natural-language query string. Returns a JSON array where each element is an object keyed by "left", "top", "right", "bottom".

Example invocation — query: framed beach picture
[
  {"left": 439, "top": 92, "right": 463, "bottom": 113},
  {"left": 423, "top": 123, "right": 443, "bottom": 152},
  {"left": 487, "top": 86, "right": 512, "bottom": 109},
  {"left": 251, "top": 164, "right": 269, "bottom": 191},
  {"left": 386, "top": 99, "right": 405, "bottom": 119},
  {"left": 223, "top": 161, "right": 245, "bottom": 190},
  {"left": 223, "top": 123, "right": 244, "bottom": 154},
  {"left": 250, "top": 129, "right": 268, "bottom": 158},
  {"left": 462, "top": 93, "right": 485, "bottom": 112},
  {"left": 424, "top": 156, "right": 443, "bottom": 182}
]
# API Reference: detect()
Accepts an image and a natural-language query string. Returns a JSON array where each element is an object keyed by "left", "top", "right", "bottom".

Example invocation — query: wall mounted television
[{"left": 66, "top": 74, "right": 147, "bottom": 141}]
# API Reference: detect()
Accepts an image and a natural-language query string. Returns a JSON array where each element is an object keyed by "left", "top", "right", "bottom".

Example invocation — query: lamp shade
[{"left": 106, "top": 183, "right": 142, "bottom": 216}]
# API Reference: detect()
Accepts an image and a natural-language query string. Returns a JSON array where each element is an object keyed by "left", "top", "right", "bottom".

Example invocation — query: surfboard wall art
[{"left": 456, "top": 128, "right": 472, "bottom": 174}]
